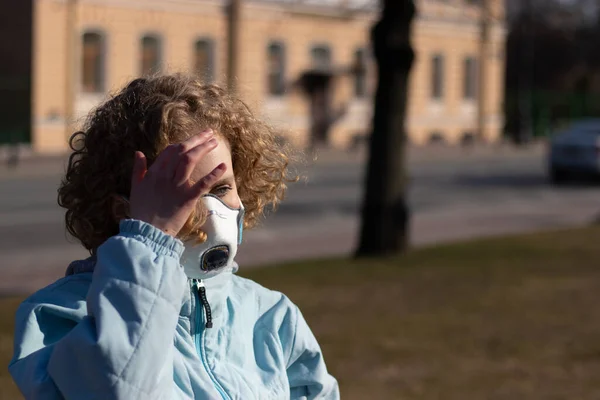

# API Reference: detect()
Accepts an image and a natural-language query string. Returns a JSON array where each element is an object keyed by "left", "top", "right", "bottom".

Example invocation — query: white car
[{"left": 548, "top": 119, "right": 600, "bottom": 183}]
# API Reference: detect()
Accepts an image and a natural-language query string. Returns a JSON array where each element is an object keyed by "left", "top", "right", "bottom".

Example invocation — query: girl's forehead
[{"left": 190, "top": 136, "right": 234, "bottom": 181}]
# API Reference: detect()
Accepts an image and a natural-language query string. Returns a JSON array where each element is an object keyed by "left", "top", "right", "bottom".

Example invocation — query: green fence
[
  {"left": 0, "top": 76, "right": 31, "bottom": 146},
  {"left": 505, "top": 90, "right": 600, "bottom": 139}
]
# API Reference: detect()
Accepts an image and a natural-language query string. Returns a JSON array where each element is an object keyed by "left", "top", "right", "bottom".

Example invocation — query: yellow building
[{"left": 3, "top": 0, "right": 506, "bottom": 153}]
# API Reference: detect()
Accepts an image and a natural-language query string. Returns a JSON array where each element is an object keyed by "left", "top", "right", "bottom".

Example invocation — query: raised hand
[{"left": 129, "top": 129, "right": 226, "bottom": 237}]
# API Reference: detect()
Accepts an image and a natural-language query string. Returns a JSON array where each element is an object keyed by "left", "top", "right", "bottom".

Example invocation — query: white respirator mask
[{"left": 180, "top": 194, "right": 245, "bottom": 279}]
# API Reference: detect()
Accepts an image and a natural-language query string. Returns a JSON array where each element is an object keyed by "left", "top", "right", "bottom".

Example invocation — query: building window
[
  {"left": 461, "top": 132, "right": 476, "bottom": 146},
  {"left": 311, "top": 45, "right": 332, "bottom": 71},
  {"left": 428, "top": 131, "right": 446, "bottom": 145},
  {"left": 463, "top": 56, "right": 478, "bottom": 100},
  {"left": 82, "top": 32, "right": 105, "bottom": 93},
  {"left": 194, "top": 38, "right": 215, "bottom": 83},
  {"left": 354, "top": 48, "right": 368, "bottom": 98},
  {"left": 267, "top": 41, "right": 286, "bottom": 96},
  {"left": 140, "top": 35, "right": 162, "bottom": 76},
  {"left": 431, "top": 54, "right": 444, "bottom": 100}
]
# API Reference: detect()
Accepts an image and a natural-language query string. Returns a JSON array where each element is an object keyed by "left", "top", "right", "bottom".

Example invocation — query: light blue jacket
[{"left": 9, "top": 220, "right": 339, "bottom": 399}]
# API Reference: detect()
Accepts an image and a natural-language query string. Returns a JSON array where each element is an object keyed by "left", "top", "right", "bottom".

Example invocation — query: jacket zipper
[
  {"left": 196, "top": 279, "right": 213, "bottom": 328},
  {"left": 191, "top": 279, "right": 230, "bottom": 400}
]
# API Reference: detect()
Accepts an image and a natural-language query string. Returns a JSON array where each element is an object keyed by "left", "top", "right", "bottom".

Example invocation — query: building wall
[
  {"left": 31, "top": 0, "right": 506, "bottom": 153},
  {"left": 409, "top": 0, "right": 505, "bottom": 145}
]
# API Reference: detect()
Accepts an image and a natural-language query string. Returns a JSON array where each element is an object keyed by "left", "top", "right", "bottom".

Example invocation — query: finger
[
  {"left": 153, "top": 130, "right": 214, "bottom": 180},
  {"left": 130, "top": 151, "right": 147, "bottom": 190},
  {"left": 173, "top": 138, "right": 219, "bottom": 186},
  {"left": 177, "top": 129, "right": 214, "bottom": 154},
  {"left": 160, "top": 144, "right": 181, "bottom": 180},
  {"left": 148, "top": 144, "right": 178, "bottom": 178},
  {"left": 170, "top": 129, "right": 214, "bottom": 161},
  {"left": 189, "top": 163, "right": 227, "bottom": 199}
]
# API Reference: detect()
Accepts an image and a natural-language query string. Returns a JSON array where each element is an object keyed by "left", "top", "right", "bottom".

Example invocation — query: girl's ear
[{"left": 110, "top": 194, "right": 130, "bottom": 223}]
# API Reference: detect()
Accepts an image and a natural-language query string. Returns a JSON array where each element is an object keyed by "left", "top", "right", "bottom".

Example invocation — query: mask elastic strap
[{"left": 237, "top": 208, "right": 245, "bottom": 245}]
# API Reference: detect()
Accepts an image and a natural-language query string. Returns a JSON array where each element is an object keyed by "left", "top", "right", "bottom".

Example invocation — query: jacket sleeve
[
  {"left": 9, "top": 220, "right": 189, "bottom": 400},
  {"left": 286, "top": 305, "right": 340, "bottom": 400}
]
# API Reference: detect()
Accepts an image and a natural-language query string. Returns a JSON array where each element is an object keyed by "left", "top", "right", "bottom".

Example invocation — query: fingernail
[
  {"left": 202, "top": 129, "right": 214, "bottom": 136},
  {"left": 208, "top": 138, "right": 218, "bottom": 146}
]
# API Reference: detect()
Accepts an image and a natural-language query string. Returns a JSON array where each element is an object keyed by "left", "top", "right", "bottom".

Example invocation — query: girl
[{"left": 9, "top": 74, "right": 339, "bottom": 399}]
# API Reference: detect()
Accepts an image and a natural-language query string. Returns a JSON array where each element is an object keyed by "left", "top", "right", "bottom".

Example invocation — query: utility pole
[
  {"left": 65, "top": 0, "right": 77, "bottom": 140},
  {"left": 478, "top": 0, "right": 490, "bottom": 141},
  {"left": 226, "top": 0, "right": 241, "bottom": 93}
]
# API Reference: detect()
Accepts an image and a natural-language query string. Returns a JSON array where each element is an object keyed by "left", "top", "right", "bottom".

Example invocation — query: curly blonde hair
[{"left": 58, "top": 74, "right": 296, "bottom": 253}]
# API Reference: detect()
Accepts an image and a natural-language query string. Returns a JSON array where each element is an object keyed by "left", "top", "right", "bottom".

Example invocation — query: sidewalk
[
  {"left": 0, "top": 141, "right": 546, "bottom": 180},
  {"left": 0, "top": 152, "right": 69, "bottom": 180}
]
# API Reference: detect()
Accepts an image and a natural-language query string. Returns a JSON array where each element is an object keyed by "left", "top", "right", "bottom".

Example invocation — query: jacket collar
[
  {"left": 65, "top": 257, "right": 236, "bottom": 321},
  {"left": 65, "top": 257, "right": 238, "bottom": 281},
  {"left": 65, "top": 256, "right": 97, "bottom": 276}
]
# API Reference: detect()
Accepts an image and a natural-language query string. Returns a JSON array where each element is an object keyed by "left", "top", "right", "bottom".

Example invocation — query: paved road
[{"left": 2, "top": 145, "right": 600, "bottom": 294}]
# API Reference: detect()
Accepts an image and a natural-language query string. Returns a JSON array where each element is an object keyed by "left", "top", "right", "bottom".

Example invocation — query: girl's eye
[{"left": 211, "top": 185, "right": 232, "bottom": 198}]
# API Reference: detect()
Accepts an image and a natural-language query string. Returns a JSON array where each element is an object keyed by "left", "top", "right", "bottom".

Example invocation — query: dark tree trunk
[{"left": 355, "top": 0, "right": 415, "bottom": 257}]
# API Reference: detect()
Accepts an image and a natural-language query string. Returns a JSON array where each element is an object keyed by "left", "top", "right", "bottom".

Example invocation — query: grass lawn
[{"left": 2, "top": 227, "right": 600, "bottom": 399}]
